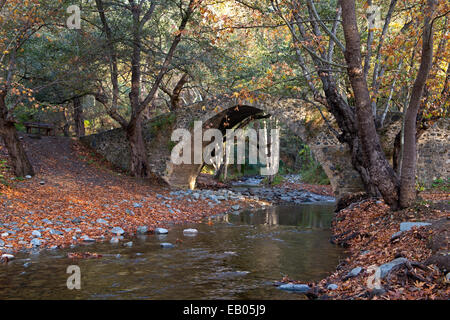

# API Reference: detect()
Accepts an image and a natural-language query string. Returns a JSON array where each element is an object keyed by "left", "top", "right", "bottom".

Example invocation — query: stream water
[{"left": 0, "top": 203, "right": 345, "bottom": 300}]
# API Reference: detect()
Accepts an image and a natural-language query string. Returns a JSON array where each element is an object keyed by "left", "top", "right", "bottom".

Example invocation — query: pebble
[
  {"left": 49, "top": 229, "right": 63, "bottom": 236},
  {"left": 110, "top": 227, "right": 125, "bottom": 235},
  {"left": 71, "top": 218, "right": 81, "bottom": 224},
  {"left": 344, "top": 266, "right": 363, "bottom": 280},
  {"left": 160, "top": 242, "right": 174, "bottom": 248},
  {"left": 30, "top": 238, "right": 42, "bottom": 247},
  {"left": 183, "top": 228, "right": 198, "bottom": 236},
  {"left": 136, "top": 226, "right": 148, "bottom": 234},
  {"left": 327, "top": 284, "right": 338, "bottom": 290},
  {"left": 41, "top": 219, "right": 52, "bottom": 225},
  {"left": 81, "top": 235, "right": 95, "bottom": 242},
  {"left": 155, "top": 228, "right": 168, "bottom": 234},
  {"left": 96, "top": 218, "right": 109, "bottom": 225}
]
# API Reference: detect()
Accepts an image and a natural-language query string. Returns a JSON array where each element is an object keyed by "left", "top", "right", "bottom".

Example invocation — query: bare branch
[
  {"left": 327, "top": 5, "right": 342, "bottom": 62},
  {"left": 306, "top": 0, "right": 345, "bottom": 52}
]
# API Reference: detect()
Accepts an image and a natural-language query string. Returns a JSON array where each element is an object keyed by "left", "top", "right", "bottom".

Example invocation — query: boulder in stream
[
  {"left": 278, "top": 283, "right": 311, "bottom": 293},
  {"left": 183, "top": 228, "right": 198, "bottom": 236},
  {"left": 155, "top": 228, "right": 168, "bottom": 234}
]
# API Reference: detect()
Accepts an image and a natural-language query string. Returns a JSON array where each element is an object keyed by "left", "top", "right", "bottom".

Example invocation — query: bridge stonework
[{"left": 81, "top": 96, "right": 449, "bottom": 199}]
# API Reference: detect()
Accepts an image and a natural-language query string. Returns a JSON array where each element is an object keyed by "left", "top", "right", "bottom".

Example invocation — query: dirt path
[{"left": 0, "top": 135, "right": 251, "bottom": 256}]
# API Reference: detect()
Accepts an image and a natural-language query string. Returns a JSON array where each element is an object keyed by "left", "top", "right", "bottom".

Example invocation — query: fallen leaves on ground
[
  {"left": 67, "top": 252, "right": 103, "bottom": 259},
  {"left": 0, "top": 136, "right": 258, "bottom": 257},
  {"left": 282, "top": 198, "right": 449, "bottom": 300}
]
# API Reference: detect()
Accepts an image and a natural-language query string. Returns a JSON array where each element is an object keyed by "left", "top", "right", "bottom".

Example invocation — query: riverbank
[
  {"left": 280, "top": 197, "right": 449, "bottom": 300},
  {"left": 0, "top": 136, "right": 267, "bottom": 258},
  {"left": 1, "top": 135, "right": 332, "bottom": 259}
]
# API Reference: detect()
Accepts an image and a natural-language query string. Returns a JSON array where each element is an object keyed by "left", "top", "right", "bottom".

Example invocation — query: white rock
[
  {"left": 183, "top": 228, "right": 198, "bottom": 236},
  {"left": 30, "top": 238, "right": 42, "bottom": 247},
  {"left": 110, "top": 227, "right": 125, "bottom": 235},
  {"left": 155, "top": 228, "right": 168, "bottom": 234},
  {"left": 110, "top": 237, "right": 119, "bottom": 244},
  {"left": 1, "top": 254, "right": 14, "bottom": 260}
]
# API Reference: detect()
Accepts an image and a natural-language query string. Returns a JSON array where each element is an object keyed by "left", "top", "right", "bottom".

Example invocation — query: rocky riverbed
[{"left": 1, "top": 181, "right": 335, "bottom": 260}]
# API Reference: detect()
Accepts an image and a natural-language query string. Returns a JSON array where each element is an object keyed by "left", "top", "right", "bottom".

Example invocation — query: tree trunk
[
  {"left": 399, "top": 0, "right": 437, "bottom": 208},
  {"left": 73, "top": 96, "right": 85, "bottom": 138},
  {"left": 126, "top": 117, "right": 149, "bottom": 178},
  {"left": 340, "top": 0, "right": 400, "bottom": 208},
  {"left": 62, "top": 109, "right": 70, "bottom": 137},
  {"left": 393, "top": 130, "right": 402, "bottom": 175},
  {"left": 0, "top": 95, "right": 34, "bottom": 177},
  {"left": 214, "top": 163, "right": 224, "bottom": 180},
  {"left": 170, "top": 73, "right": 189, "bottom": 110}
]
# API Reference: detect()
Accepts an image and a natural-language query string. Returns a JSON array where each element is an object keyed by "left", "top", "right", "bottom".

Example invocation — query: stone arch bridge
[{"left": 81, "top": 95, "right": 449, "bottom": 199}]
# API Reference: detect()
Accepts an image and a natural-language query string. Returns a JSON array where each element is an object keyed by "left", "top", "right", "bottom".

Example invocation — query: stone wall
[
  {"left": 80, "top": 113, "right": 179, "bottom": 177},
  {"left": 417, "top": 118, "right": 449, "bottom": 186}
]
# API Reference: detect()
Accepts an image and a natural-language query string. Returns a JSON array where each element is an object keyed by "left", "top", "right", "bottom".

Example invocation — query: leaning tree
[
  {"left": 0, "top": 0, "right": 66, "bottom": 176},
  {"left": 266, "top": 0, "right": 447, "bottom": 208}
]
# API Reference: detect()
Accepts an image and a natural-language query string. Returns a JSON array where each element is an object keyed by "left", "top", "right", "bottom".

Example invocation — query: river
[{"left": 0, "top": 203, "right": 345, "bottom": 299}]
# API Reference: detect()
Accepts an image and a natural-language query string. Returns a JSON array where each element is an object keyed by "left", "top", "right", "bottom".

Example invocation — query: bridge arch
[
  {"left": 165, "top": 96, "right": 365, "bottom": 198},
  {"left": 81, "top": 96, "right": 448, "bottom": 200}
]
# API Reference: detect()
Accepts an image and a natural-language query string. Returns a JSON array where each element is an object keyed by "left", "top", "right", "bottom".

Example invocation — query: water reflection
[
  {"left": 229, "top": 204, "right": 334, "bottom": 229},
  {"left": 0, "top": 204, "right": 345, "bottom": 300}
]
